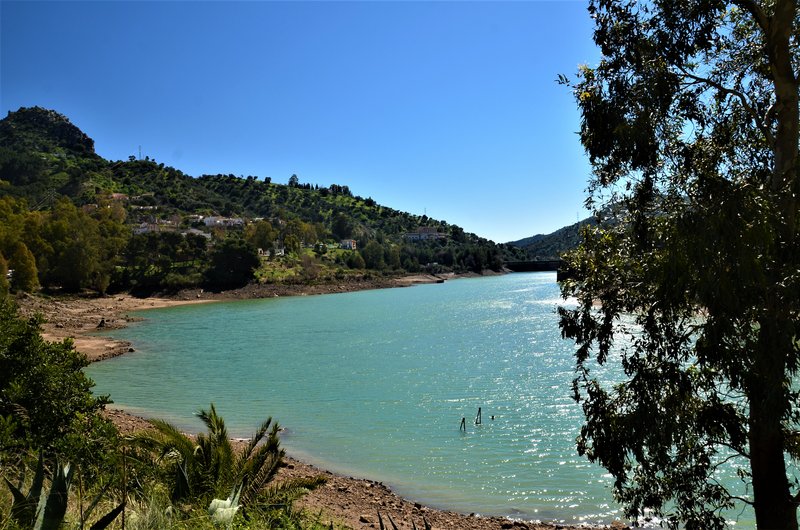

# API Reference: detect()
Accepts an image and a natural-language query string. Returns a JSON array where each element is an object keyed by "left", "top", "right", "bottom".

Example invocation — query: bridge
[
  {"left": 503, "top": 260, "right": 561, "bottom": 272},
  {"left": 504, "top": 260, "right": 573, "bottom": 281}
]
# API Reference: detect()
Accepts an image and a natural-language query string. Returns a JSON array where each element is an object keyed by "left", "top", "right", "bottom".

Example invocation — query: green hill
[
  {"left": 0, "top": 106, "right": 518, "bottom": 294},
  {"left": 507, "top": 217, "right": 598, "bottom": 260}
]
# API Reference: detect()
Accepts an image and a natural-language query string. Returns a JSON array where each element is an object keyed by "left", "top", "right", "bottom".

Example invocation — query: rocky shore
[{"left": 16, "top": 276, "right": 620, "bottom": 530}]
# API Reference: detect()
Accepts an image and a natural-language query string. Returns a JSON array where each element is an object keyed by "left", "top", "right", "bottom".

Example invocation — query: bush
[{"left": 0, "top": 298, "right": 111, "bottom": 461}]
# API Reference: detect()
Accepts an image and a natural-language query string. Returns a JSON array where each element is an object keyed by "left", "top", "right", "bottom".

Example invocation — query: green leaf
[
  {"left": 88, "top": 501, "right": 126, "bottom": 530},
  {"left": 35, "top": 462, "right": 73, "bottom": 530}
]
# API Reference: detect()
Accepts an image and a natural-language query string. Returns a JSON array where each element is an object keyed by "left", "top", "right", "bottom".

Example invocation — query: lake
[{"left": 84, "top": 272, "right": 747, "bottom": 526}]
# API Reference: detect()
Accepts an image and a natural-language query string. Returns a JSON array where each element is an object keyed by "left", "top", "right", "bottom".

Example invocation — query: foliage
[
  {"left": 132, "top": 403, "right": 325, "bottom": 515},
  {"left": 124, "top": 231, "right": 208, "bottom": 292},
  {"left": 0, "top": 254, "right": 9, "bottom": 298},
  {"left": 559, "top": 1, "right": 799, "bottom": 528},
  {"left": 9, "top": 241, "right": 39, "bottom": 293},
  {"left": 0, "top": 298, "right": 112, "bottom": 459},
  {"left": 39, "top": 199, "right": 106, "bottom": 292},
  {"left": 360, "top": 240, "right": 385, "bottom": 270},
  {"left": 205, "top": 237, "right": 260, "bottom": 290},
  {"left": 244, "top": 220, "right": 278, "bottom": 254}
]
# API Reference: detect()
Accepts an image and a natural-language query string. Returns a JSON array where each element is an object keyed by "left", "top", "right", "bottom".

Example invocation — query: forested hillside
[
  {"left": 507, "top": 217, "right": 597, "bottom": 260},
  {"left": 0, "top": 107, "right": 524, "bottom": 295}
]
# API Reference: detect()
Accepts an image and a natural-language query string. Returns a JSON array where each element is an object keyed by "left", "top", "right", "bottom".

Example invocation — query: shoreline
[
  {"left": 17, "top": 273, "right": 457, "bottom": 362},
  {"left": 16, "top": 273, "right": 618, "bottom": 530}
]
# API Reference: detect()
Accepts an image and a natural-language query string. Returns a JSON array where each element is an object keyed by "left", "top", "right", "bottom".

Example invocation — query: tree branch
[
  {"left": 728, "top": 494, "right": 756, "bottom": 507},
  {"left": 731, "top": 0, "right": 770, "bottom": 33},
  {"left": 678, "top": 67, "right": 776, "bottom": 146}
]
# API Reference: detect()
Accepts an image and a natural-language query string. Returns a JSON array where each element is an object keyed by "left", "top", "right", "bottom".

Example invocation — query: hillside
[
  {"left": 0, "top": 107, "right": 526, "bottom": 294},
  {"left": 507, "top": 216, "right": 598, "bottom": 260},
  {"left": 0, "top": 107, "right": 485, "bottom": 244}
]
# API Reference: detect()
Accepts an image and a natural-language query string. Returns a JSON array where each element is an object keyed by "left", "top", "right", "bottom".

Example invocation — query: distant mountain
[{"left": 507, "top": 216, "right": 598, "bottom": 260}]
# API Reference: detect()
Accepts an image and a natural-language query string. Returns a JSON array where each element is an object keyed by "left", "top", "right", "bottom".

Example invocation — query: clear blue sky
[{"left": 1, "top": 1, "right": 599, "bottom": 243}]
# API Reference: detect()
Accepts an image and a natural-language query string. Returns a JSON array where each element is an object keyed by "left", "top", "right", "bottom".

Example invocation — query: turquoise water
[{"left": 84, "top": 273, "right": 749, "bottom": 526}]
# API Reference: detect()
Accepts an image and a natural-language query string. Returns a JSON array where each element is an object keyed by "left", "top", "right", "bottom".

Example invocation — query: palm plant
[{"left": 132, "top": 404, "right": 323, "bottom": 515}]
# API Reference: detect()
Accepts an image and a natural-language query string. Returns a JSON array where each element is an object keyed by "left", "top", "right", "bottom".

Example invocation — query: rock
[{"left": 359, "top": 514, "right": 374, "bottom": 524}]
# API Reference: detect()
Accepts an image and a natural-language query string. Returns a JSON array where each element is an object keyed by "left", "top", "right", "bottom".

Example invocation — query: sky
[{"left": 1, "top": 1, "right": 599, "bottom": 243}]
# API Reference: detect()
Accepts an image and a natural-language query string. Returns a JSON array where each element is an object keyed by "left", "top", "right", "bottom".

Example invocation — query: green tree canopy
[
  {"left": 205, "top": 237, "right": 260, "bottom": 290},
  {"left": 559, "top": 1, "right": 799, "bottom": 529},
  {"left": 360, "top": 240, "right": 385, "bottom": 270},
  {"left": 9, "top": 241, "right": 39, "bottom": 293},
  {"left": 0, "top": 299, "right": 109, "bottom": 456},
  {"left": 244, "top": 219, "right": 277, "bottom": 252},
  {"left": 0, "top": 254, "right": 9, "bottom": 298}
]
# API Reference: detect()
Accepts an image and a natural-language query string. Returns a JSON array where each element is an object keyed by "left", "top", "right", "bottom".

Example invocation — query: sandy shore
[{"left": 16, "top": 277, "right": 621, "bottom": 530}]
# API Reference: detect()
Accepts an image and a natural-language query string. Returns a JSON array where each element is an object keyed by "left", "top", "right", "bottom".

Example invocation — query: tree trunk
[
  {"left": 750, "top": 3, "right": 800, "bottom": 524},
  {"left": 749, "top": 316, "right": 798, "bottom": 530}
]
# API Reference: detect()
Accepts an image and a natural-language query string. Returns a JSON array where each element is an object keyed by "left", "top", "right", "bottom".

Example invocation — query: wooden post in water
[
  {"left": 460, "top": 417, "right": 466, "bottom": 432},
  {"left": 475, "top": 407, "right": 482, "bottom": 425}
]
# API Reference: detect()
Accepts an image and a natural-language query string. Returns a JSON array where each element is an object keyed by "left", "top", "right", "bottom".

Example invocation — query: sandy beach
[{"left": 15, "top": 277, "right": 621, "bottom": 530}]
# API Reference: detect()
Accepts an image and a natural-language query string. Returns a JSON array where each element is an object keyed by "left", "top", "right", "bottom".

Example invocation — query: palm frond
[
  {"left": 234, "top": 416, "right": 273, "bottom": 476},
  {"left": 259, "top": 475, "right": 327, "bottom": 505},
  {"left": 131, "top": 418, "right": 197, "bottom": 462}
]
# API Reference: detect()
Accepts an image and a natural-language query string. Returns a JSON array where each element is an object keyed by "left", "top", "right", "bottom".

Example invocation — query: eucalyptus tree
[{"left": 558, "top": 1, "right": 799, "bottom": 528}]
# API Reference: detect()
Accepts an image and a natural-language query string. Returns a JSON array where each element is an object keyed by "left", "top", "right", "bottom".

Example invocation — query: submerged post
[
  {"left": 460, "top": 417, "right": 466, "bottom": 432},
  {"left": 475, "top": 407, "right": 482, "bottom": 425}
]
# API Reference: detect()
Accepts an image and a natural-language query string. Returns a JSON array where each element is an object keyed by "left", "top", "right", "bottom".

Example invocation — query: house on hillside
[
  {"left": 133, "top": 218, "right": 178, "bottom": 235},
  {"left": 181, "top": 228, "right": 211, "bottom": 239},
  {"left": 203, "top": 216, "right": 244, "bottom": 228},
  {"left": 133, "top": 222, "right": 173, "bottom": 235},
  {"left": 404, "top": 227, "right": 447, "bottom": 241},
  {"left": 340, "top": 239, "right": 357, "bottom": 250}
]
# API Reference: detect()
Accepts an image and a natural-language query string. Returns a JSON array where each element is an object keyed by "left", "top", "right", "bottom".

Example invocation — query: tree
[
  {"left": 0, "top": 254, "right": 9, "bottom": 299},
  {"left": 331, "top": 212, "right": 354, "bottom": 240},
  {"left": 346, "top": 250, "right": 365, "bottom": 270},
  {"left": 9, "top": 241, "right": 39, "bottom": 293},
  {"left": 360, "top": 240, "right": 385, "bottom": 270},
  {"left": 558, "top": 2, "right": 799, "bottom": 528},
  {"left": 40, "top": 199, "right": 104, "bottom": 292},
  {"left": 244, "top": 219, "right": 277, "bottom": 252},
  {"left": 386, "top": 245, "right": 402, "bottom": 270},
  {"left": 0, "top": 299, "right": 109, "bottom": 457},
  {"left": 205, "top": 237, "right": 260, "bottom": 290}
]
